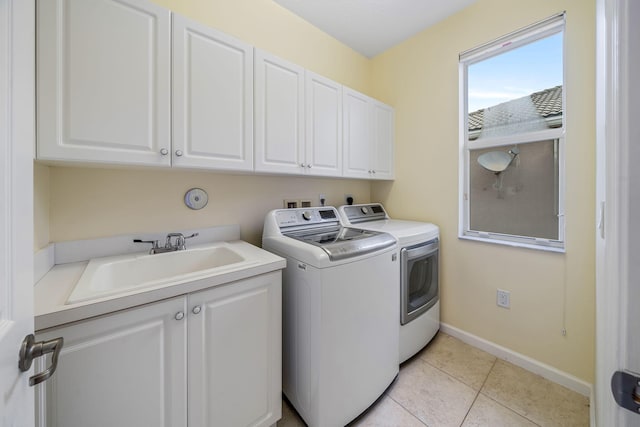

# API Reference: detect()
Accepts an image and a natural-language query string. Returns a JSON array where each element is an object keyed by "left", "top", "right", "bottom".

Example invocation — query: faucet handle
[
  {"left": 181, "top": 232, "right": 199, "bottom": 250},
  {"left": 133, "top": 239, "right": 160, "bottom": 254}
]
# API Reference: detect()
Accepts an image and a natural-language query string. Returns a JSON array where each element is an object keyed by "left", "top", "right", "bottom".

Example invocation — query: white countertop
[{"left": 35, "top": 240, "right": 285, "bottom": 332}]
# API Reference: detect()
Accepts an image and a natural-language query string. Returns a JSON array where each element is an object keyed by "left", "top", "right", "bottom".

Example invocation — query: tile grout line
[
  {"left": 479, "top": 359, "right": 546, "bottom": 427},
  {"left": 384, "top": 393, "right": 430, "bottom": 427},
  {"left": 457, "top": 357, "right": 498, "bottom": 427},
  {"left": 418, "top": 352, "right": 492, "bottom": 393},
  {"left": 479, "top": 393, "right": 543, "bottom": 427}
]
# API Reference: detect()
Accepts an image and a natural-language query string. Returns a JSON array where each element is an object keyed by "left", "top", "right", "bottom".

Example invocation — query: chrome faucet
[{"left": 134, "top": 232, "right": 199, "bottom": 254}]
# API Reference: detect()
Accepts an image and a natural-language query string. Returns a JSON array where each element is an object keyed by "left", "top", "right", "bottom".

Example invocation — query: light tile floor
[{"left": 278, "top": 332, "right": 590, "bottom": 427}]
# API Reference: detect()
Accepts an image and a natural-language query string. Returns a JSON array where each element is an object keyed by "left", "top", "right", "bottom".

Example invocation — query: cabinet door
[
  {"left": 172, "top": 14, "right": 253, "bottom": 171},
  {"left": 371, "top": 101, "right": 395, "bottom": 179},
  {"left": 35, "top": 297, "right": 188, "bottom": 427},
  {"left": 343, "top": 87, "right": 372, "bottom": 178},
  {"left": 188, "top": 272, "right": 282, "bottom": 427},
  {"left": 305, "top": 71, "right": 343, "bottom": 176},
  {"left": 36, "top": 0, "right": 171, "bottom": 166},
  {"left": 254, "top": 49, "right": 305, "bottom": 174}
]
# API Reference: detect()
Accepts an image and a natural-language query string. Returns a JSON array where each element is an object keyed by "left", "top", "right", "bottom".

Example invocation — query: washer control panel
[
  {"left": 341, "top": 203, "right": 388, "bottom": 223},
  {"left": 275, "top": 207, "right": 339, "bottom": 228}
]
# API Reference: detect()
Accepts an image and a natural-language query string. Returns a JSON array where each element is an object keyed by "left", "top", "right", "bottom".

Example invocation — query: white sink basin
[{"left": 67, "top": 244, "right": 248, "bottom": 304}]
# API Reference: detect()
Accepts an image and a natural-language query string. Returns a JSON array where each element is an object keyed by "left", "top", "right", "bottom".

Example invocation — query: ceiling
[{"left": 273, "top": 0, "right": 478, "bottom": 58}]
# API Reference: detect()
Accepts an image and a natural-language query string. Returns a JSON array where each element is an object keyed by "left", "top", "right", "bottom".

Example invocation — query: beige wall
[
  {"left": 370, "top": 0, "right": 595, "bottom": 382},
  {"left": 44, "top": 167, "right": 369, "bottom": 246},
  {"left": 34, "top": 163, "right": 50, "bottom": 249}
]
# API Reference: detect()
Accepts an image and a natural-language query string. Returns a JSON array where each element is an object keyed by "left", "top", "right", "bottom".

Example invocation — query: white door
[
  {"left": 254, "top": 49, "right": 305, "bottom": 175},
  {"left": 35, "top": 297, "right": 188, "bottom": 427},
  {"left": 0, "top": 0, "right": 35, "bottom": 423},
  {"left": 36, "top": 0, "right": 171, "bottom": 166},
  {"left": 305, "top": 71, "right": 342, "bottom": 176},
  {"left": 371, "top": 100, "right": 395, "bottom": 180},
  {"left": 596, "top": 0, "right": 640, "bottom": 424},
  {"left": 172, "top": 13, "right": 254, "bottom": 171},
  {"left": 188, "top": 273, "right": 282, "bottom": 427},
  {"left": 343, "top": 88, "right": 372, "bottom": 179}
]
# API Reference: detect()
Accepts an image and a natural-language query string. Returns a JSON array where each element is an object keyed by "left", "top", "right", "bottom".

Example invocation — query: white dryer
[
  {"left": 262, "top": 207, "right": 399, "bottom": 427},
  {"left": 339, "top": 203, "right": 440, "bottom": 363}
]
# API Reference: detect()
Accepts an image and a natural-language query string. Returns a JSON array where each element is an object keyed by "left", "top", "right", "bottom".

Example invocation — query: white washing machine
[
  {"left": 262, "top": 207, "right": 399, "bottom": 427},
  {"left": 339, "top": 203, "right": 440, "bottom": 363}
]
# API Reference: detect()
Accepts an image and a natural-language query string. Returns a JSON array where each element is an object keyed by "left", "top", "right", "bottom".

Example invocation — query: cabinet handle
[
  {"left": 307, "top": 164, "right": 312, "bottom": 169},
  {"left": 175, "top": 311, "right": 185, "bottom": 321},
  {"left": 192, "top": 305, "right": 201, "bottom": 315},
  {"left": 18, "top": 334, "right": 64, "bottom": 386},
  {"left": 160, "top": 148, "right": 169, "bottom": 156},
  {"left": 175, "top": 150, "right": 183, "bottom": 157},
  {"left": 300, "top": 163, "right": 306, "bottom": 168}
]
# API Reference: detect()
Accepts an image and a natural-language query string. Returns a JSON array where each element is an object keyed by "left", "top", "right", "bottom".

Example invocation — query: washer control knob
[
  {"left": 302, "top": 211, "right": 312, "bottom": 221},
  {"left": 361, "top": 207, "right": 369, "bottom": 214}
]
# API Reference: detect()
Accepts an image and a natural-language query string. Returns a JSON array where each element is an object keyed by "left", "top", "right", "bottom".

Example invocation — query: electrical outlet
[
  {"left": 496, "top": 289, "right": 510, "bottom": 309},
  {"left": 283, "top": 199, "right": 298, "bottom": 209}
]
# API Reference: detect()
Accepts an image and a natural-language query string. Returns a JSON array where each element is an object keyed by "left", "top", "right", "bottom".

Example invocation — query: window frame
[{"left": 458, "top": 13, "right": 566, "bottom": 252}]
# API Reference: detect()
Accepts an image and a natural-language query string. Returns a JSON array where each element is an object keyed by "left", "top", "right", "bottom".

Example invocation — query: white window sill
[{"left": 459, "top": 234, "right": 565, "bottom": 253}]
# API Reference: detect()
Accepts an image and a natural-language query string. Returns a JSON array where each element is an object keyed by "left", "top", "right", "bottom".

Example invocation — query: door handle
[
  {"left": 611, "top": 370, "right": 640, "bottom": 414},
  {"left": 18, "top": 334, "right": 64, "bottom": 386}
]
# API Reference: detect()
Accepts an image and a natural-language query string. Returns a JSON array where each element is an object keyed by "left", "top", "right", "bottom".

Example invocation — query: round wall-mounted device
[{"left": 184, "top": 188, "right": 208, "bottom": 210}]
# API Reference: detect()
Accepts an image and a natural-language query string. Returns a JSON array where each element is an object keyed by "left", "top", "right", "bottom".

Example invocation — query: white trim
[
  {"left": 460, "top": 12, "right": 565, "bottom": 64},
  {"left": 467, "top": 128, "right": 564, "bottom": 150},
  {"left": 440, "top": 322, "right": 592, "bottom": 397},
  {"left": 459, "top": 234, "right": 565, "bottom": 253},
  {"left": 459, "top": 17, "right": 566, "bottom": 251}
]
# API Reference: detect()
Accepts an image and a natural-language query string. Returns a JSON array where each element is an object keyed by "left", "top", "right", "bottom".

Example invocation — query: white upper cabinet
[
  {"left": 172, "top": 14, "right": 253, "bottom": 171},
  {"left": 254, "top": 49, "right": 305, "bottom": 174},
  {"left": 343, "top": 88, "right": 373, "bottom": 179},
  {"left": 254, "top": 51, "right": 343, "bottom": 176},
  {"left": 371, "top": 100, "right": 395, "bottom": 180},
  {"left": 343, "top": 88, "right": 395, "bottom": 180},
  {"left": 305, "top": 71, "right": 343, "bottom": 176},
  {"left": 36, "top": 0, "right": 393, "bottom": 178},
  {"left": 37, "top": 0, "right": 172, "bottom": 166}
]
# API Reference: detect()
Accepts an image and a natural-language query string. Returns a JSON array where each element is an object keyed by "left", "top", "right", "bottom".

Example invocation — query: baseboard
[{"left": 439, "top": 323, "right": 592, "bottom": 397}]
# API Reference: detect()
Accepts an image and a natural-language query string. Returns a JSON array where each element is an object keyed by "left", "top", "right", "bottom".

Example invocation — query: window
[{"left": 459, "top": 13, "right": 565, "bottom": 251}]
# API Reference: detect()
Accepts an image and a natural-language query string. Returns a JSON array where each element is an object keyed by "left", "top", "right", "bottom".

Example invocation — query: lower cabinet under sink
[{"left": 34, "top": 272, "right": 282, "bottom": 427}]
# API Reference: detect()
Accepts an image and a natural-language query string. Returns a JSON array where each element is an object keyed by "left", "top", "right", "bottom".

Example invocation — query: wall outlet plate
[
  {"left": 283, "top": 199, "right": 298, "bottom": 209},
  {"left": 497, "top": 289, "right": 510, "bottom": 308}
]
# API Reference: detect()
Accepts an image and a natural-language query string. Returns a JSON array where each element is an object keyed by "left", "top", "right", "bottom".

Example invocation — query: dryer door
[{"left": 400, "top": 239, "right": 439, "bottom": 325}]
